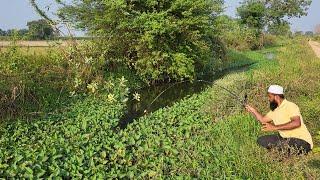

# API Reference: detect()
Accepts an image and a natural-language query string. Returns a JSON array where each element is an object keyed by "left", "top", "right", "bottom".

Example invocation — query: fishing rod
[{"left": 143, "top": 79, "right": 248, "bottom": 113}]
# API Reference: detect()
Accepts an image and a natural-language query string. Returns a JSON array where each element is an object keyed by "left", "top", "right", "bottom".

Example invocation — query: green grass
[{"left": 0, "top": 38, "right": 319, "bottom": 178}]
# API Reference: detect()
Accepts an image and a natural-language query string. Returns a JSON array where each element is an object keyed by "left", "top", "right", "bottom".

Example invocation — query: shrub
[
  {"left": 214, "top": 16, "right": 259, "bottom": 50},
  {"left": 59, "top": 0, "right": 226, "bottom": 83}
]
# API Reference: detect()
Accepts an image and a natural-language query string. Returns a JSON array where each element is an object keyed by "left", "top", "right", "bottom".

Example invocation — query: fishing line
[{"left": 143, "top": 79, "right": 248, "bottom": 113}]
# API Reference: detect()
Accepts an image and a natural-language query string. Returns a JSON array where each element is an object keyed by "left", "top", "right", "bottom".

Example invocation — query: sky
[{"left": 0, "top": 0, "right": 319, "bottom": 36}]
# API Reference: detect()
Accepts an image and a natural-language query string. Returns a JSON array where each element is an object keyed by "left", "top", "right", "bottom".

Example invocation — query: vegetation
[
  {"left": 27, "top": 19, "right": 57, "bottom": 40},
  {"left": 1, "top": 0, "right": 319, "bottom": 178},
  {"left": 0, "top": 19, "right": 58, "bottom": 40},
  {"left": 237, "top": 0, "right": 311, "bottom": 48},
  {"left": 57, "top": 0, "right": 226, "bottom": 83},
  {"left": 0, "top": 38, "right": 319, "bottom": 178}
]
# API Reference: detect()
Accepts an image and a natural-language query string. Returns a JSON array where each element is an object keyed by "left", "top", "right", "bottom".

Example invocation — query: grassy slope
[{"left": 119, "top": 38, "right": 320, "bottom": 178}]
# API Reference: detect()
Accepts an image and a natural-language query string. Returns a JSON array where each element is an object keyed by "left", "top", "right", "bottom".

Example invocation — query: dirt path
[{"left": 309, "top": 40, "right": 320, "bottom": 58}]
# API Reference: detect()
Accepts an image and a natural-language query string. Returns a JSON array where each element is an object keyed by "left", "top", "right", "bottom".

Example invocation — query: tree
[
  {"left": 238, "top": 0, "right": 312, "bottom": 34},
  {"left": 0, "top": 28, "right": 6, "bottom": 36},
  {"left": 305, "top": 31, "right": 313, "bottom": 36},
  {"left": 18, "top": 29, "right": 29, "bottom": 36},
  {"left": 27, "top": 19, "right": 56, "bottom": 40},
  {"left": 294, "top": 31, "right": 303, "bottom": 36},
  {"left": 56, "top": 0, "right": 225, "bottom": 82},
  {"left": 268, "top": 22, "right": 291, "bottom": 36},
  {"left": 237, "top": 1, "right": 266, "bottom": 32}
]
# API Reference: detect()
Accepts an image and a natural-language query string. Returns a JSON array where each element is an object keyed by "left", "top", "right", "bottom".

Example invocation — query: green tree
[
  {"left": 0, "top": 28, "right": 5, "bottom": 36},
  {"left": 56, "top": 0, "right": 225, "bottom": 83},
  {"left": 305, "top": 31, "right": 313, "bottom": 36},
  {"left": 237, "top": 1, "right": 266, "bottom": 32},
  {"left": 268, "top": 22, "right": 291, "bottom": 36},
  {"left": 237, "top": 0, "right": 311, "bottom": 46},
  {"left": 27, "top": 19, "right": 56, "bottom": 40}
]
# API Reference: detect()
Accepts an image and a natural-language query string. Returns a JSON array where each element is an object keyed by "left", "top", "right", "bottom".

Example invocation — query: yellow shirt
[{"left": 266, "top": 99, "right": 313, "bottom": 148}]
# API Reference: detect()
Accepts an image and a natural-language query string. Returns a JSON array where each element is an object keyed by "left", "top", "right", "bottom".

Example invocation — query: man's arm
[
  {"left": 245, "top": 105, "right": 272, "bottom": 124},
  {"left": 262, "top": 116, "right": 301, "bottom": 131}
]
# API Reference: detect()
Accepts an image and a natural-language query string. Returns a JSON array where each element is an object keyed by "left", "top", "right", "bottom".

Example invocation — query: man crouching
[{"left": 246, "top": 85, "right": 313, "bottom": 154}]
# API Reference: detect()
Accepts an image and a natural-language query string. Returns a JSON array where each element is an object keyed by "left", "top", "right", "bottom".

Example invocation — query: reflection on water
[{"left": 119, "top": 64, "right": 253, "bottom": 128}]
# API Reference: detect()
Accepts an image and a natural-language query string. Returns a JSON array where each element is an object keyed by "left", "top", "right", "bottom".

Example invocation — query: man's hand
[
  {"left": 262, "top": 122, "right": 277, "bottom": 132},
  {"left": 245, "top": 105, "right": 256, "bottom": 114}
]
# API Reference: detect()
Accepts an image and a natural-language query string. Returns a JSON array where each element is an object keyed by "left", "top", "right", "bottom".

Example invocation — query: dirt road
[{"left": 309, "top": 40, "right": 320, "bottom": 58}]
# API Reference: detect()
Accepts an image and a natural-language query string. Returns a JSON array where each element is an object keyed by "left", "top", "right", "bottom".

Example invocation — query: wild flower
[
  {"left": 133, "top": 92, "right": 141, "bottom": 102},
  {"left": 87, "top": 82, "right": 98, "bottom": 93},
  {"left": 107, "top": 93, "right": 116, "bottom": 102},
  {"left": 84, "top": 57, "right": 93, "bottom": 64},
  {"left": 74, "top": 77, "right": 82, "bottom": 88},
  {"left": 119, "top": 76, "right": 127, "bottom": 87}
]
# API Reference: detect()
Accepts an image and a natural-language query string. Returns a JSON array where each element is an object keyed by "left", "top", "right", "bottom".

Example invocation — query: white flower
[
  {"left": 119, "top": 76, "right": 128, "bottom": 87},
  {"left": 84, "top": 57, "right": 93, "bottom": 64},
  {"left": 133, "top": 92, "right": 141, "bottom": 102}
]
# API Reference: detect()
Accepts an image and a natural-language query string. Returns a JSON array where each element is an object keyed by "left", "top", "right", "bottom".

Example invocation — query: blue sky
[{"left": 0, "top": 0, "right": 319, "bottom": 35}]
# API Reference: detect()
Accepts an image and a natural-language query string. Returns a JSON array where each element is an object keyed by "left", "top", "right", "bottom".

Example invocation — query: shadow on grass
[{"left": 308, "top": 159, "right": 320, "bottom": 169}]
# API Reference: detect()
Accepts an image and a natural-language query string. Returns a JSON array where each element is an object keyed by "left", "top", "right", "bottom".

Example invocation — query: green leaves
[{"left": 58, "top": 0, "right": 225, "bottom": 83}]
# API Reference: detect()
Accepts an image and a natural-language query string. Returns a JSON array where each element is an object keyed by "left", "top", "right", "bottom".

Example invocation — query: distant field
[{"left": 0, "top": 40, "right": 70, "bottom": 47}]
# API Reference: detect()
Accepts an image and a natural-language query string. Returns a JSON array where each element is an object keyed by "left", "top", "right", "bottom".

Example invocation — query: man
[{"left": 246, "top": 85, "right": 313, "bottom": 154}]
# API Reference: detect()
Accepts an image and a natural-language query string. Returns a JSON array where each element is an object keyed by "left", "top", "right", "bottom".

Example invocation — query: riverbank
[{"left": 0, "top": 38, "right": 319, "bottom": 178}]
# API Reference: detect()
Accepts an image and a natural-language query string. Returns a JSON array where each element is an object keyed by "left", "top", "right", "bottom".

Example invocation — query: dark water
[{"left": 118, "top": 64, "right": 253, "bottom": 128}]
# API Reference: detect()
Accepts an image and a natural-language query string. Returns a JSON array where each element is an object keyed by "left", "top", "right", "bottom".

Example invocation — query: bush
[
  {"left": 263, "top": 34, "right": 277, "bottom": 47},
  {"left": 214, "top": 16, "right": 259, "bottom": 50},
  {"left": 0, "top": 40, "right": 115, "bottom": 119},
  {"left": 59, "top": 0, "right": 225, "bottom": 83}
]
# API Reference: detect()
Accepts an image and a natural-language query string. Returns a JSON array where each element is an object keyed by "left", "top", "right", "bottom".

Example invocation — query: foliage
[
  {"left": 237, "top": 1, "right": 266, "bottom": 32},
  {"left": 0, "top": 40, "right": 115, "bottom": 119},
  {"left": 57, "top": 0, "right": 225, "bottom": 83},
  {"left": 237, "top": 0, "right": 311, "bottom": 47},
  {"left": 268, "top": 22, "right": 291, "bottom": 36},
  {"left": 238, "top": 0, "right": 312, "bottom": 29},
  {"left": 26, "top": 19, "right": 57, "bottom": 40},
  {"left": 0, "top": 45, "right": 67, "bottom": 118},
  {"left": 0, "top": 78, "right": 128, "bottom": 178},
  {"left": 0, "top": 29, "right": 29, "bottom": 37},
  {"left": 214, "top": 15, "right": 259, "bottom": 50},
  {"left": 1, "top": 38, "right": 319, "bottom": 178},
  {"left": 305, "top": 31, "right": 314, "bottom": 36}
]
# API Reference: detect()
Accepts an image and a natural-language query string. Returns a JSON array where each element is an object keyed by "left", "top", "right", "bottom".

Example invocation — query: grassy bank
[{"left": 0, "top": 38, "right": 319, "bottom": 178}]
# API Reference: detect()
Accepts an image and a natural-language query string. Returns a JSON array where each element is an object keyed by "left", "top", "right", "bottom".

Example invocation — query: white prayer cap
[{"left": 268, "top": 85, "right": 284, "bottom": 95}]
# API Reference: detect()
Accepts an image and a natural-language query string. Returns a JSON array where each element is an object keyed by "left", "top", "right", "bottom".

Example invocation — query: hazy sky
[{"left": 0, "top": 0, "right": 319, "bottom": 35}]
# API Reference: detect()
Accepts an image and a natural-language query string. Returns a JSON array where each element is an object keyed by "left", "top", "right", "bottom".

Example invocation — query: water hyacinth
[
  {"left": 107, "top": 93, "right": 116, "bottom": 102},
  {"left": 104, "top": 81, "right": 114, "bottom": 90},
  {"left": 87, "top": 82, "right": 98, "bottom": 93}
]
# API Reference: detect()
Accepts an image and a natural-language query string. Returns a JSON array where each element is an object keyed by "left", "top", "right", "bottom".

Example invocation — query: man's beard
[{"left": 270, "top": 101, "right": 278, "bottom": 111}]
